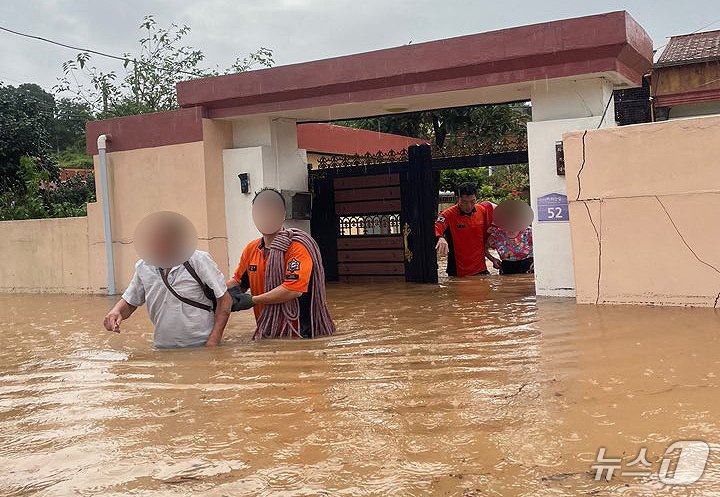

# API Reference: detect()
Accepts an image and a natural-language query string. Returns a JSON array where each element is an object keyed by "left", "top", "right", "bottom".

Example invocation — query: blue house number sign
[{"left": 537, "top": 193, "right": 569, "bottom": 222}]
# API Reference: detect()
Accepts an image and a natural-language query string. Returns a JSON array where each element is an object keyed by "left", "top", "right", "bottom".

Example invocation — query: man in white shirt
[{"left": 102, "top": 213, "right": 232, "bottom": 348}]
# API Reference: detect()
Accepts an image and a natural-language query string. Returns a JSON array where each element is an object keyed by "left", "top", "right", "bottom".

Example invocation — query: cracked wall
[{"left": 564, "top": 115, "right": 720, "bottom": 307}]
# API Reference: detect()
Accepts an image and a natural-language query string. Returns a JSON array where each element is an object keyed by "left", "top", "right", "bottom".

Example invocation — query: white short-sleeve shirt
[{"left": 122, "top": 250, "right": 228, "bottom": 348}]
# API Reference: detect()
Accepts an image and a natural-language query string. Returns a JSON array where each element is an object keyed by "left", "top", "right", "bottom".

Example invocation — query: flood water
[{"left": 2, "top": 276, "right": 720, "bottom": 496}]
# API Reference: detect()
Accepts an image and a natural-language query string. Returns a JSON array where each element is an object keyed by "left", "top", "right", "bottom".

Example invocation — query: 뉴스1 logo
[{"left": 591, "top": 440, "right": 710, "bottom": 485}]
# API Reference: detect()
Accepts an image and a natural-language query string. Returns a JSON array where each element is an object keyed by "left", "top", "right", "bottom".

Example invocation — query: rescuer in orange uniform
[
  {"left": 435, "top": 182, "right": 493, "bottom": 277},
  {"left": 227, "top": 189, "right": 315, "bottom": 337},
  {"left": 227, "top": 188, "right": 335, "bottom": 340}
]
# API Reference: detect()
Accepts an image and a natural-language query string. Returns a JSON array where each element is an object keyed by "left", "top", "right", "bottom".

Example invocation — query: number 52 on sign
[{"left": 536, "top": 193, "right": 569, "bottom": 222}]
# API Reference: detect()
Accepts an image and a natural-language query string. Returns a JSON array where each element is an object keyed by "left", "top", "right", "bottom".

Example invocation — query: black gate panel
[
  {"left": 309, "top": 171, "right": 339, "bottom": 281},
  {"left": 401, "top": 144, "right": 439, "bottom": 283},
  {"left": 309, "top": 138, "right": 526, "bottom": 284}
]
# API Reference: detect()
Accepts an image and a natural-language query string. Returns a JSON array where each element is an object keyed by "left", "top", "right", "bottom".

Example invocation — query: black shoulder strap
[
  {"left": 158, "top": 264, "right": 215, "bottom": 312},
  {"left": 183, "top": 261, "right": 218, "bottom": 312}
]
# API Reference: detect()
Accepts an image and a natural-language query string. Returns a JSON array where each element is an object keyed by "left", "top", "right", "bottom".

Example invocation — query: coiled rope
[{"left": 254, "top": 228, "right": 336, "bottom": 339}]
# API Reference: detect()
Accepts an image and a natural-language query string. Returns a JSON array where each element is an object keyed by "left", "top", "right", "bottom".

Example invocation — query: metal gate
[
  {"left": 309, "top": 145, "right": 438, "bottom": 283},
  {"left": 309, "top": 140, "right": 528, "bottom": 284}
]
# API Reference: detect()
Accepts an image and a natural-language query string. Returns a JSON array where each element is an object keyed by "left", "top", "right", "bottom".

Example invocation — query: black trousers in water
[{"left": 500, "top": 257, "right": 534, "bottom": 275}]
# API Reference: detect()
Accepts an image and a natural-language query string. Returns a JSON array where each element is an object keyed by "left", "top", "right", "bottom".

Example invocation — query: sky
[{"left": 1, "top": 0, "right": 719, "bottom": 94}]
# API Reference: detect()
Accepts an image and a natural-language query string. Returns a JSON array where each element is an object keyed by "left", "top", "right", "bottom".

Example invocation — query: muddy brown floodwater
[{"left": 2, "top": 276, "right": 720, "bottom": 496}]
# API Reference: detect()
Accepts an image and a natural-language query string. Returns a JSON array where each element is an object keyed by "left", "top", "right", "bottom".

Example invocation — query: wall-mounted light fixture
[
  {"left": 555, "top": 141, "right": 565, "bottom": 176},
  {"left": 238, "top": 173, "right": 249, "bottom": 193}
]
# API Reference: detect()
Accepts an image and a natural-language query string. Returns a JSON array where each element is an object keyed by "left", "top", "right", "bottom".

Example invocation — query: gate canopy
[{"left": 176, "top": 11, "right": 652, "bottom": 121}]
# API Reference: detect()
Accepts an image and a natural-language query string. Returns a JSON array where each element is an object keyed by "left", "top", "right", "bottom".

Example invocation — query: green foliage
[
  {"left": 0, "top": 156, "right": 50, "bottom": 220},
  {"left": 337, "top": 114, "right": 432, "bottom": 143},
  {"left": 55, "top": 15, "right": 274, "bottom": 117},
  {"left": 1, "top": 14, "right": 269, "bottom": 220},
  {"left": 52, "top": 98, "right": 94, "bottom": 151},
  {"left": 440, "top": 164, "right": 530, "bottom": 204},
  {"left": 0, "top": 156, "right": 95, "bottom": 220},
  {"left": 341, "top": 102, "right": 532, "bottom": 203},
  {"left": 436, "top": 104, "right": 530, "bottom": 148},
  {"left": 53, "top": 147, "right": 93, "bottom": 169},
  {"left": 0, "top": 83, "right": 59, "bottom": 192},
  {"left": 440, "top": 167, "right": 490, "bottom": 191},
  {"left": 336, "top": 103, "right": 530, "bottom": 148}
]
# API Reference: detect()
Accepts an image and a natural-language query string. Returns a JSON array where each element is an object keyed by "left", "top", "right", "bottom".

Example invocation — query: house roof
[
  {"left": 296, "top": 123, "right": 427, "bottom": 155},
  {"left": 175, "top": 11, "right": 652, "bottom": 121},
  {"left": 656, "top": 29, "right": 720, "bottom": 68}
]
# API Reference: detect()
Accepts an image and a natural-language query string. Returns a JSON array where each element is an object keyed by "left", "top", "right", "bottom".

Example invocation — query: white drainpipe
[{"left": 97, "top": 134, "right": 116, "bottom": 295}]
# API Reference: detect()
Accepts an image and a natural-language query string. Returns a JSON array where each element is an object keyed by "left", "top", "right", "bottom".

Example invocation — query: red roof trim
[
  {"left": 85, "top": 107, "right": 206, "bottom": 155},
  {"left": 297, "top": 123, "right": 428, "bottom": 155},
  {"left": 176, "top": 11, "right": 652, "bottom": 118},
  {"left": 653, "top": 88, "right": 720, "bottom": 108}
]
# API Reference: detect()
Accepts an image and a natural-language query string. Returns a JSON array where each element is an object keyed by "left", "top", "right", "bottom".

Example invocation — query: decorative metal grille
[
  {"left": 338, "top": 214, "right": 401, "bottom": 236},
  {"left": 316, "top": 136, "right": 528, "bottom": 169},
  {"left": 317, "top": 149, "right": 408, "bottom": 169},
  {"left": 431, "top": 136, "right": 527, "bottom": 158}
]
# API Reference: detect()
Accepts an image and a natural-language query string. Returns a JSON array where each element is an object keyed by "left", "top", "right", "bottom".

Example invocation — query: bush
[
  {"left": 0, "top": 156, "right": 95, "bottom": 220},
  {"left": 53, "top": 147, "right": 93, "bottom": 169}
]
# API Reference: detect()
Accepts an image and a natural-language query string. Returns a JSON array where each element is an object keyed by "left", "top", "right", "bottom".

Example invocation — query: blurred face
[
  {"left": 492, "top": 199, "right": 534, "bottom": 234},
  {"left": 457, "top": 194, "right": 477, "bottom": 214},
  {"left": 134, "top": 211, "right": 196, "bottom": 269},
  {"left": 148, "top": 230, "right": 180, "bottom": 261},
  {"left": 252, "top": 190, "right": 286, "bottom": 235}
]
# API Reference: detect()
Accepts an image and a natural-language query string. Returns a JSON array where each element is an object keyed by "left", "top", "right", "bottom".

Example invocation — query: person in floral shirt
[{"left": 484, "top": 199, "right": 534, "bottom": 275}]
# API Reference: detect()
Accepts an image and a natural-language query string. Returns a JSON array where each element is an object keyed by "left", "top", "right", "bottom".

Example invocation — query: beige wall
[
  {"left": 564, "top": 115, "right": 720, "bottom": 306},
  {"left": 0, "top": 118, "right": 233, "bottom": 295},
  {"left": 201, "top": 119, "right": 233, "bottom": 274},
  {"left": 0, "top": 217, "right": 97, "bottom": 293},
  {"left": 94, "top": 118, "right": 233, "bottom": 292}
]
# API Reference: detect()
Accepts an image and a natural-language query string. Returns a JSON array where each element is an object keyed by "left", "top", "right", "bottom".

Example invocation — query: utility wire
[{"left": 0, "top": 24, "right": 206, "bottom": 78}]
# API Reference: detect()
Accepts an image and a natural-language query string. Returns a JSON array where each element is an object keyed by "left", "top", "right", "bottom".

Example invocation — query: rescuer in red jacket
[{"left": 435, "top": 182, "right": 494, "bottom": 277}]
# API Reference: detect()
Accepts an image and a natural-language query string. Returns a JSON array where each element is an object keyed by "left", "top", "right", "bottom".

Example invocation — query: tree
[
  {"left": 336, "top": 103, "right": 530, "bottom": 148},
  {"left": 0, "top": 83, "right": 59, "bottom": 193},
  {"left": 56, "top": 15, "right": 274, "bottom": 117},
  {"left": 430, "top": 104, "right": 530, "bottom": 148},
  {"left": 336, "top": 102, "right": 532, "bottom": 204},
  {"left": 52, "top": 98, "right": 94, "bottom": 151}
]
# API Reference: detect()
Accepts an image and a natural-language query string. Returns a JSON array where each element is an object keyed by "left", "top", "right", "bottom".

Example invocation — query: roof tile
[{"left": 656, "top": 30, "right": 720, "bottom": 67}]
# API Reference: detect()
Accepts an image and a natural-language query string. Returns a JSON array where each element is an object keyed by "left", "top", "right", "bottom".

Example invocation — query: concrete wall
[
  {"left": 1, "top": 113, "right": 307, "bottom": 295},
  {"left": 224, "top": 117, "right": 309, "bottom": 274},
  {"left": 223, "top": 146, "right": 265, "bottom": 277},
  {"left": 0, "top": 217, "right": 98, "bottom": 293},
  {"left": 96, "top": 141, "right": 206, "bottom": 289},
  {"left": 88, "top": 119, "right": 232, "bottom": 292},
  {"left": 90, "top": 118, "right": 233, "bottom": 292},
  {"left": 564, "top": 114, "right": 720, "bottom": 306},
  {"left": 528, "top": 78, "right": 615, "bottom": 297},
  {"left": 201, "top": 119, "right": 234, "bottom": 274}
]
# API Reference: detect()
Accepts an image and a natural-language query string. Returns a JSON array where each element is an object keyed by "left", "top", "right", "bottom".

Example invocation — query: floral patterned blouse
[{"left": 487, "top": 225, "right": 533, "bottom": 261}]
